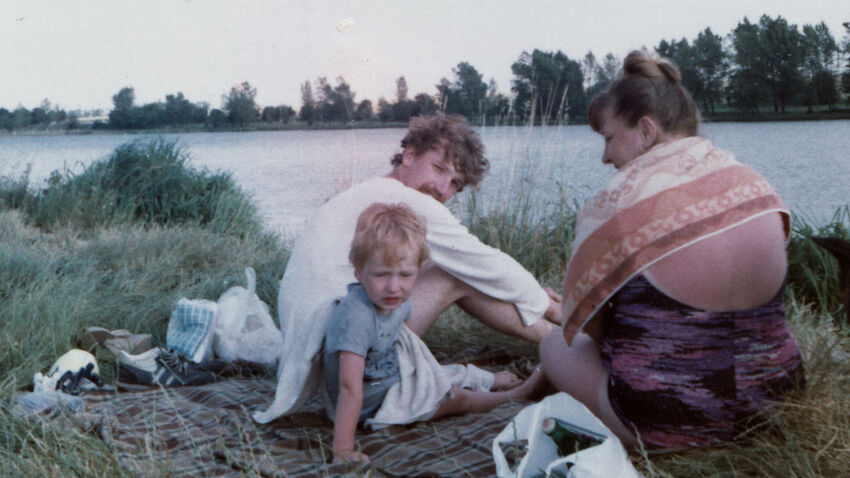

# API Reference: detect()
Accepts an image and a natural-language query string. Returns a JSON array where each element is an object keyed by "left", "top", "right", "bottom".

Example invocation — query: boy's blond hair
[{"left": 349, "top": 202, "right": 429, "bottom": 271}]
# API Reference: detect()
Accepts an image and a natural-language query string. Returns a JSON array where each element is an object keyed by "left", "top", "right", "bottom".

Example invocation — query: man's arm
[{"left": 332, "top": 351, "right": 370, "bottom": 464}]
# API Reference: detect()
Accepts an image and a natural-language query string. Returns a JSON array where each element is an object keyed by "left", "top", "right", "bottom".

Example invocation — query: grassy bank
[{"left": 1, "top": 140, "right": 848, "bottom": 476}]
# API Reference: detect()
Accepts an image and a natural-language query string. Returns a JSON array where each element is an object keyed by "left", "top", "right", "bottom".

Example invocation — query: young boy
[{"left": 323, "top": 202, "right": 546, "bottom": 464}]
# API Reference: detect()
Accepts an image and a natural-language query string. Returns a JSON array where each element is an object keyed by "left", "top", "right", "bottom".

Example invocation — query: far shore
[{"left": 2, "top": 107, "right": 850, "bottom": 138}]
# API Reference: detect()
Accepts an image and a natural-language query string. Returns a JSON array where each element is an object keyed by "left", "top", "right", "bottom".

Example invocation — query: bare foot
[
  {"left": 491, "top": 370, "right": 522, "bottom": 391},
  {"left": 509, "top": 366, "right": 549, "bottom": 401}
]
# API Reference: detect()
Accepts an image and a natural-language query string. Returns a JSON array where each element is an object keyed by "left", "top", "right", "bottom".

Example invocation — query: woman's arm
[{"left": 332, "top": 351, "right": 370, "bottom": 464}]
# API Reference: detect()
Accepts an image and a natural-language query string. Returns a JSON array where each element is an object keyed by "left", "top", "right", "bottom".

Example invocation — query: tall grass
[
  {"left": 787, "top": 206, "right": 850, "bottom": 319},
  {"left": 19, "top": 139, "right": 261, "bottom": 237},
  {"left": 1, "top": 138, "right": 849, "bottom": 476}
]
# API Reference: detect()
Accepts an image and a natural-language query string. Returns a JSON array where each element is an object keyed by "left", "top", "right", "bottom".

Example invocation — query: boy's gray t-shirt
[{"left": 323, "top": 283, "right": 410, "bottom": 420}]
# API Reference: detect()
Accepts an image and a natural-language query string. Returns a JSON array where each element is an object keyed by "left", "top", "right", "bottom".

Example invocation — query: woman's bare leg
[{"left": 538, "top": 330, "right": 639, "bottom": 447}]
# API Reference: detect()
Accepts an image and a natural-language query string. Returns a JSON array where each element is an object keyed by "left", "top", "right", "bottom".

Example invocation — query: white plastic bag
[
  {"left": 214, "top": 268, "right": 282, "bottom": 366},
  {"left": 493, "top": 392, "right": 642, "bottom": 478}
]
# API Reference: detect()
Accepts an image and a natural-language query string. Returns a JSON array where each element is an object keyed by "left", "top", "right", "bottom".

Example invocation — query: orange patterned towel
[{"left": 562, "top": 137, "right": 790, "bottom": 343}]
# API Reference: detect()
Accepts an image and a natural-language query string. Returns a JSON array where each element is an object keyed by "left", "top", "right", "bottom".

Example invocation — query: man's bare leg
[{"left": 407, "top": 263, "right": 553, "bottom": 343}]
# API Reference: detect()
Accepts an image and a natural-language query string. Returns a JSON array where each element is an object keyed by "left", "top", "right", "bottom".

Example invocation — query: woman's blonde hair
[
  {"left": 588, "top": 50, "right": 699, "bottom": 136},
  {"left": 349, "top": 202, "right": 430, "bottom": 271}
]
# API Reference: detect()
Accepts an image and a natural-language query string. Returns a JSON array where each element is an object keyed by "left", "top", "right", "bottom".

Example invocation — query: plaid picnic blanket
[{"left": 83, "top": 348, "right": 534, "bottom": 477}]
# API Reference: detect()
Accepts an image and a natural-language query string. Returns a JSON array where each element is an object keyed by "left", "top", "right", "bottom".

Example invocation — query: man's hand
[
  {"left": 543, "top": 287, "right": 563, "bottom": 325},
  {"left": 333, "top": 449, "right": 371, "bottom": 465}
]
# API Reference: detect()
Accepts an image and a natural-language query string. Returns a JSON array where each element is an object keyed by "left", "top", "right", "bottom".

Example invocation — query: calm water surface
[{"left": 1, "top": 121, "right": 847, "bottom": 238}]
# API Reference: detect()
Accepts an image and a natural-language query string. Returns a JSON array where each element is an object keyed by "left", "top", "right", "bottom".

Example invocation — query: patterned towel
[{"left": 562, "top": 137, "right": 790, "bottom": 343}]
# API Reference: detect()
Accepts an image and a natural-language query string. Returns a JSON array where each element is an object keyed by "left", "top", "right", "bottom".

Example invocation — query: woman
[{"left": 540, "top": 50, "right": 805, "bottom": 450}]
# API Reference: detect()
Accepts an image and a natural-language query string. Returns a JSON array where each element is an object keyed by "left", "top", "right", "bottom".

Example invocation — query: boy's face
[{"left": 355, "top": 247, "right": 419, "bottom": 315}]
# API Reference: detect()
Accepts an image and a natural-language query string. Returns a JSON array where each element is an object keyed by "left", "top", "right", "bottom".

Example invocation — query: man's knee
[{"left": 415, "top": 263, "right": 469, "bottom": 298}]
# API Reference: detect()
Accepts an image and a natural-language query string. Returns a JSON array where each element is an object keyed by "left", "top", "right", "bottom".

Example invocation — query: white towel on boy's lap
[{"left": 364, "top": 325, "right": 494, "bottom": 430}]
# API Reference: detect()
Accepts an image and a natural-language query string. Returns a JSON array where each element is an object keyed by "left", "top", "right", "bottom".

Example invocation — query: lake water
[{"left": 1, "top": 121, "right": 848, "bottom": 239}]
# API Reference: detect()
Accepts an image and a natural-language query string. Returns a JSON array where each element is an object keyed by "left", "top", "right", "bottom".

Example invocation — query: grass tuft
[{"left": 17, "top": 139, "right": 262, "bottom": 237}]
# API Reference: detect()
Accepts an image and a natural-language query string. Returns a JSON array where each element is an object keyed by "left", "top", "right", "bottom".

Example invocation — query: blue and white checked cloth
[{"left": 166, "top": 298, "right": 218, "bottom": 363}]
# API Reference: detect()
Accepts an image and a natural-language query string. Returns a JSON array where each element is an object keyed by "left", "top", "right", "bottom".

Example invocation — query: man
[{"left": 254, "top": 114, "right": 561, "bottom": 424}]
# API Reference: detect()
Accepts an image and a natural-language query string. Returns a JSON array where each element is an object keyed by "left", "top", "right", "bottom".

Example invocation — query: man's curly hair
[{"left": 390, "top": 114, "right": 489, "bottom": 190}]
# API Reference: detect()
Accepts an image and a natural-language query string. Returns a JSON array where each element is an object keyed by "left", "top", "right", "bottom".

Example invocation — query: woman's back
[{"left": 644, "top": 212, "right": 788, "bottom": 311}]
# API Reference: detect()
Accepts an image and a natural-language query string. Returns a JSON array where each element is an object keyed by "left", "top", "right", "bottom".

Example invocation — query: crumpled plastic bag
[
  {"left": 214, "top": 267, "right": 282, "bottom": 366},
  {"left": 492, "top": 392, "right": 642, "bottom": 478}
]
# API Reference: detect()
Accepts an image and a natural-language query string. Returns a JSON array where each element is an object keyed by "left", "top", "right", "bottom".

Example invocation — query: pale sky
[{"left": 1, "top": 0, "right": 847, "bottom": 112}]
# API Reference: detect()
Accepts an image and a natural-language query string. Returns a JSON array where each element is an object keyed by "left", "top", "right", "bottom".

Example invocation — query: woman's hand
[{"left": 333, "top": 449, "right": 371, "bottom": 465}]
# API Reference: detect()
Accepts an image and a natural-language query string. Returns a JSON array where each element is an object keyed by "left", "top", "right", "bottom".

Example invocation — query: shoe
[
  {"left": 116, "top": 348, "right": 218, "bottom": 390},
  {"left": 78, "top": 327, "right": 152, "bottom": 360}
]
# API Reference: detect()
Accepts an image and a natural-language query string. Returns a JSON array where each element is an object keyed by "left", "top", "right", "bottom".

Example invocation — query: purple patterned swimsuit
[{"left": 599, "top": 274, "right": 805, "bottom": 449}]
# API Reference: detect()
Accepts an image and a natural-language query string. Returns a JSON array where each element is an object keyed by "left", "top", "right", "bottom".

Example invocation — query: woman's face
[{"left": 597, "top": 107, "right": 645, "bottom": 170}]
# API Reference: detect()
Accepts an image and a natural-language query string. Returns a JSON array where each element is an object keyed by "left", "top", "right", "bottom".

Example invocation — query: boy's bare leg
[
  {"left": 406, "top": 263, "right": 553, "bottom": 343},
  {"left": 433, "top": 367, "right": 548, "bottom": 418},
  {"left": 491, "top": 371, "right": 522, "bottom": 391}
]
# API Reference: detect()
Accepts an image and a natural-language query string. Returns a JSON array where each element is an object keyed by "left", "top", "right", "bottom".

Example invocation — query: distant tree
[
  {"left": 391, "top": 75, "right": 415, "bottom": 121},
  {"left": 728, "top": 17, "right": 766, "bottom": 112},
  {"left": 332, "top": 76, "right": 357, "bottom": 122},
  {"left": 657, "top": 39, "right": 701, "bottom": 103},
  {"left": 482, "top": 78, "right": 510, "bottom": 122},
  {"left": 0, "top": 108, "right": 12, "bottom": 131},
  {"left": 733, "top": 15, "right": 806, "bottom": 114},
  {"left": 164, "top": 92, "right": 194, "bottom": 125},
  {"left": 585, "top": 51, "right": 618, "bottom": 100},
  {"left": 222, "top": 81, "right": 258, "bottom": 126},
  {"left": 395, "top": 76, "right": 409, "bottom": 103},
  {"left": 435, "top": 77, "right": 453, "bottom": 112},
  {"left": 136, "top": 102, "right": 167, "bottom": 128},
  {"left": 412, "top": 93, "right": 438, "bottom": 117},
  {"left": 260, "top": 105, "right": 296, "bottom": 124},
  {"left": 582, "top": 51, "right": 599, "bottom": 89},
  {"left": 29, "top": 99, "right": 56, "bottom": 127},
  {"left": 801, "top": 22, "right": 840, "bottom": 110},
  {"left": 355, "top": 100, "right": 373, "bottom": 121},
  {"left": 511, "top": 49, "right": 587, "bottom": 124},
  {"left": 691, "top": 28, "right": 728, "bottom": 114},
  {"left": 12, "top": 107, "right": 32, "bottom": 130},
  {"left": 261, "top": 106, "right": 281, "bottom": 122},
  {"left": 315, "top": 76, "right": 357, "bottom": 123},
  {"left": 208, "top": 108, "right": 226, "bottom": 128},
  {"left": 65, "top": 113, "right": 80, "bottom": 130},
  {"left": 191, "top": 102, "right": 209, "bottom": 123},
  {"left": 300, "top": 80, "right": 316, "bottom": 125},
  {"left": 842, "top": 22, "right": 850, "bottom": 100},
  {"left": 377, "top": 97, "right": 393, "bottom": 122},
  {"left": 109, "top": 86, "right": 135, "bottom": 128},
  {"left": 279, "top": 105, "right": 296, "bottom": 124},
  {"left": 450, "top": 62, "right": 487, "bottom": 119},
  {"left": 599, "top": 53, "right": 620, "bottom": 84}
]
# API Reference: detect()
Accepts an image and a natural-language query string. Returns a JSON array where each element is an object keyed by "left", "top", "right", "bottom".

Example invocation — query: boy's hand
[{"left": 333, "top": 449, "right": 371, "bottom": 465}]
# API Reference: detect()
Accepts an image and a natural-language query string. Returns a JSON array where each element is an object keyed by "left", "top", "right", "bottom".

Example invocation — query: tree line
[{"left": 2, "top": 14, "right": 848, "bottom": 133}]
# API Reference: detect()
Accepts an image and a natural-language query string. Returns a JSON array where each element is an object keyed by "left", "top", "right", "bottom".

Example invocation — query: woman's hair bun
[{"left": 623, "top": 50, "right": 681, "bottom": 83}]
